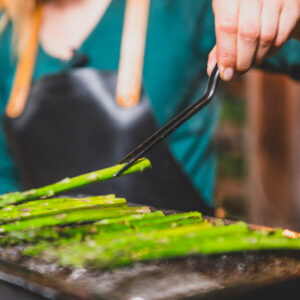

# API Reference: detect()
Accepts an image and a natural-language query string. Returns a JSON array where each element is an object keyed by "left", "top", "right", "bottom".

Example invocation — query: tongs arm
[{"left": 115, "top": 65, "right": 221, "bottom": 177}]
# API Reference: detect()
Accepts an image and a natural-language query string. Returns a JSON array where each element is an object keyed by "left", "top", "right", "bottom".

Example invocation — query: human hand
[{"left": 207, "top": 0, "right": 300, "bottom": 81}]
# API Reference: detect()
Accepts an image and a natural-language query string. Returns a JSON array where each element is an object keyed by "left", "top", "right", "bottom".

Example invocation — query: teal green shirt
[{"left": 0, "top": 0, "right": 299, "bottom": 205}]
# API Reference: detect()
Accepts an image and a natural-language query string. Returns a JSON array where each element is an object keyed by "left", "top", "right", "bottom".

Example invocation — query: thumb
[{"left": 207, "top": 45, "right": 217, "bottom": 76}]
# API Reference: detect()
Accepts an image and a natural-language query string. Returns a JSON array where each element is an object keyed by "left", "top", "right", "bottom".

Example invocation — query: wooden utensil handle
[
  {"left": 116, "top": 0, "right": 150, "bottom": 108},
  {"left": 6, "top": 5, "right": 43, "bottom": 118}
]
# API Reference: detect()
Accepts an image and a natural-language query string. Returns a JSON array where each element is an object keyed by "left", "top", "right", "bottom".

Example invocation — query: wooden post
[{"left": 246, "top": 70, "right": 300, "bottom": 230}]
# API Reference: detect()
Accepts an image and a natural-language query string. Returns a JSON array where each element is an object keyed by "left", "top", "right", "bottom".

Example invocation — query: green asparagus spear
[
  {"left": 0, "top": 211, "right": 166, "bottom": 246},
  {"left": 0, "top": 158, "right": 151, "bottom": 207},
  {"left": 0, "top": 196, "right": 125, "bottom": 224},
  {"left": 4, "top": 206, "right": 300, "bottom": 270},
  {"left": 0, "top": 206, "right": 151, "bottom": 232},
  {"left": 25, "top": 227, "right": 300, "bottom": 269},
  {"left": 2, "top": 194, "right": 116, "bottom": 212},
  {"left": 18, "top": 212, "right": 202, "bottom": 251},
  {"left": 28, "top": 221, "right": 239, "bottom": 267},
  {"left": 23, "top": 213, "right": 210, "bottom": 260},
  {"left": 47, "top": 222, "right": 300, "bottom": 269},
  {"left": 103, "top": 230, "right": 300, "bottom": 269},
  {"left": 188, "top": 231, "right": 300, "bottom": 254},
  {"left": 0, "top": 211, "right": 201, "bottom": 248}
]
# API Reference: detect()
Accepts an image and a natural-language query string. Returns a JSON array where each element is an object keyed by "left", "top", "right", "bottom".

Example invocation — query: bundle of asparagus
[
  {"left": 0, "top": 205, "right": 151, "bottom": 233},
  {"left": 1, "top": 195, "right": 300, "bottom": 269},
  {"left": 23, "top": 218, "right": 300, "bottom": 269},
  {"left": 0, "top": 158, "right": 299, "bottom": 271},
  {"left": 0, "top": 195, "right": 127, "bottom": 223},
  {"left": 0, "top": 211, "right": 166, "bottom": 246}
]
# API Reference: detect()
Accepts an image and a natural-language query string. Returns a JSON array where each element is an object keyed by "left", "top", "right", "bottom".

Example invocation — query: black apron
[{"left": 3, "top": 67, "right": 214, "bottom": 215}]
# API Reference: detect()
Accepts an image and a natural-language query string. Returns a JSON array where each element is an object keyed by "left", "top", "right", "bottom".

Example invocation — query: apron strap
[
  {"left": 6, "top": 4, "right": 43, "bottom": 118},
  {"left": 5, "top": 0, "right": 150, "bottom": 118},
  {"left": 116, "top": 0, "right": 150, "bottom": 108}
]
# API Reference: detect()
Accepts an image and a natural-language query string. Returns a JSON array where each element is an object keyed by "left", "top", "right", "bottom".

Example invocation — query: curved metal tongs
[{"left": 115, "top": 65, "right": 221, "bottom": 176}]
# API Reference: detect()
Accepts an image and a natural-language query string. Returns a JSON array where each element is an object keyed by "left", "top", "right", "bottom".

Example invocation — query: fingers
[
  {"left": 262, "top": 0, "right": 300, "bottom": 63},
  {"left": 207, "top": 46, "right": 217, "bottom": 75},
  {"left": 212, "top": 0, "right": 300, "bottom": 80},
  {"left": 255, "top": 0, "right": 281, "bottom": 65},
  {"left": 237, "top": 0, "right": 262, "bottom": 72},
  {"left": 213, "top": 0, "right": 240, "bottom": 81},
  {"left": 275, "top": 0, "right": 300, "bottom": 47}
]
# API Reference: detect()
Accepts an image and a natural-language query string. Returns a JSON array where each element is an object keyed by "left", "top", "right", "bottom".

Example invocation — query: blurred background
[{"left": 215, "top": 70, "right": 300, "bottom": 231}]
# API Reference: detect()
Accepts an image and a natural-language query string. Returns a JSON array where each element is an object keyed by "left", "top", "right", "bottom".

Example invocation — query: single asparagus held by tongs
[{"left": 0, "top": 158, "right": 151, "bottom": 207}]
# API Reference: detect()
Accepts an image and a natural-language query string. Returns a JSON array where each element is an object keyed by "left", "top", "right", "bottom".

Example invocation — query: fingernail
[{"left": 223, "top": 67, "right": 234, "bottom": 81}]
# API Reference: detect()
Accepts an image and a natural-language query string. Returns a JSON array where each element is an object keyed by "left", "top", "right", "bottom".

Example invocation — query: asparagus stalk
[
  {"left": 25, "top": 226, "right": 300, "bottom": 269},
  {"left": 189, "top": 231, "right": 300, "bottom": 254},
  {"left": 23, "top": 212, "right": 209, "bottom": 260},
  {"left": 0, "top": 211, "right": 201, "bottom": 248},
  {"left": 31, "top": 222, "right": 242, "bottom": 267},
  {"left": 0, "top": 211, "right": 166, "bottom": 246},
  {"left": 94, "top": 210, "right": 165, "bottom": 226},
  {"left": 51, "top": 222, "right": 300, "bottom": 269},
  {"left": 0, "top": 206, "right": 151, "bottom": 233},
  {"left": 0, "top": 196, "right": 126, "bottom": 224},
  {"left": 37, "top": 211, "right": 168, "bottom": 239},
  {"left": 17, "top": 212, "right": 202, "bottom": 251},
  {"left": 103, "top": 231, "right": 300, "bottom": 269},
  {"left": 10, "top": 208, "right": 300, "bottom": 270},
  {"left": 0, "top": 158, "right": 151, "bottom": 207},
  {"left": 2, "top": 194, "right": 116, "bottom": 212}
]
